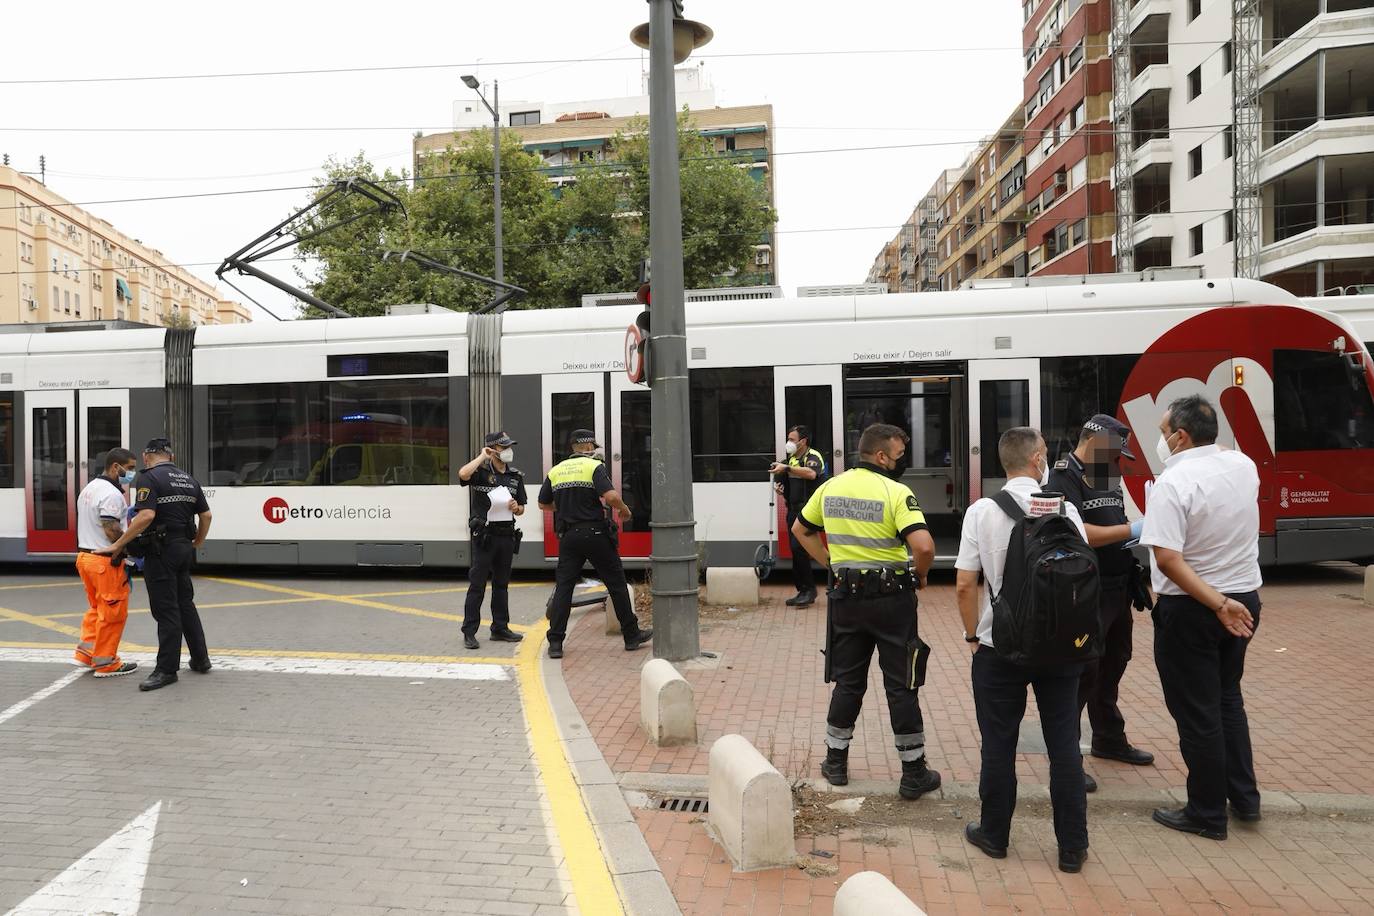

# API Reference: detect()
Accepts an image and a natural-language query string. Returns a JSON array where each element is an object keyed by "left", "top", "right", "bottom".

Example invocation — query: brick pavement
[{"left": 563, "top": 565, "right": 1374, "bottom": 795}]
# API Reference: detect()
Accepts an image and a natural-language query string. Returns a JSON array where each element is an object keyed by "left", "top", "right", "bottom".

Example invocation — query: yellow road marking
[
  {"left": 0, "top": 604, "right": 84, "bottom": 639},
  {"left": 205, "top": 577, "right": 533, "bottom": 633},
  {"left": 514, "top": 623, "right": 623, "bottom": 914},
  {"left": 0, "top": 639, "right": 512, "bottom": 667},
  {"left": 0, "top": 581, "right": 76, "bottom": 591},
  {"left": 40, "top": 596, "right": 324, "bottom": 621}
]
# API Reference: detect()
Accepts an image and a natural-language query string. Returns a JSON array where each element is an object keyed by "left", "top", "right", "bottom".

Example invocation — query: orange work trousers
[{"left": 74, "top": 552, "right": 131, "bottom": 673}]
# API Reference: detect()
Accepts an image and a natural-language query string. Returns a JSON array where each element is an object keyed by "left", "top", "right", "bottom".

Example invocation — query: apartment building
[
  {"left": 935, "top": 110, "right": 1029, "bottom": 289},
  {"left": 414, "top": 67, "right": 777, "bottom": 286},
  {"left": 1252, "top": 0, "right": 1374, "bottom": 294},
  {"left": 1114, "top": 0, "right": 1238, "bottom": 276},
  {"left": 1022, "top": 0, "right": 1116, "bottom": 277},
  {"left": 0, "top": 166, "right": 250, "bottom": 327},
  {"left": 866, "top": 238, "right": 901, "bottom": 290}
]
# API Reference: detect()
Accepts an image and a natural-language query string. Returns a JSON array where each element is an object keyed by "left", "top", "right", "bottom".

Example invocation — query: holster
[
  {"left": 511, "top": 528, "right": 524, "bottom": 555},
  {"left": 906, "top": 634, "right": 932, "bottom": 689}
]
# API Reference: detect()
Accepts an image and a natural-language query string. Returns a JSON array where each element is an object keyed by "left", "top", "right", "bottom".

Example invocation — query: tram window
[
  {"left": 85, "top": 407, "right": 121, "bottom": 478},
  {"left": 844, "top": 377, "right": 952, "bottom": 471},
  {"left": 980, "top": 380, "right": 1030, "bottom": 479},
  {"left": 785, "top": 385, "right": 834, "bottom": 469},
  {"left": 689, "top": 367, "right": 775, "bottom": 482},
  {"left": 1041, "top": 354, "right": 1140, "bottom": 460},
  {"left": 620, "top": 389, "right": 653, "bottom": 532},
  {"left": 0, "top": 393, "right": 13, "bottom": 488},
  {"left": 551, "top": 392, "right": 596, "bottom": 465},
  {"left": 208, "top": 378, "right": 449, "bottom": 486},
  {"left": 1274, "top": 349, "right": 1374, "bottom": 451}
]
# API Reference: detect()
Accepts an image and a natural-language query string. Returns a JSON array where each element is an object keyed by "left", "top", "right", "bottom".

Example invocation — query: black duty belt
[
  {"left": 830, "top": 567, "right": 916, "bottom": 599},
  {"left": 566, "top": 520, "right": 605, "bottom": 531}
]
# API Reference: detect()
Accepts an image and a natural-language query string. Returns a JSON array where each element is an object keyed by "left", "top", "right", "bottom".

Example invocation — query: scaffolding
[
  {"left": 1111, "top": 0, "right": 1136, "bottom": 272},
  {"left": 1233, "top": 0, "right": 1263, "bottom": 278}
]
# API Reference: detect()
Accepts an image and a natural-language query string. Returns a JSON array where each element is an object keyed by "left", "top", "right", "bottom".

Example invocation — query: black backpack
[{"left": 988, "top": 490, "right": 1103, "bottom": 667}]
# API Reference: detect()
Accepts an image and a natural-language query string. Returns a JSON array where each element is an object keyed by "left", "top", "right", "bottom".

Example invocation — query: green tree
[{"left": 294, "top": 113, "right": 776, "bottom": 317}]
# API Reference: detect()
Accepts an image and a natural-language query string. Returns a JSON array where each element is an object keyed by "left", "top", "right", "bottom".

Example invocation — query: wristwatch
[{"left": 964, "top": 634, "right": 980, "bottom": 643}]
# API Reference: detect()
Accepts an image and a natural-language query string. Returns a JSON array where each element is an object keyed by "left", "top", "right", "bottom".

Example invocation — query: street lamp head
[
  {"left": 461, "top": 74, "right": 480, "bottom": 90},
  {"left": 630, "top": 17, "right": 713, "bottom": 65}
]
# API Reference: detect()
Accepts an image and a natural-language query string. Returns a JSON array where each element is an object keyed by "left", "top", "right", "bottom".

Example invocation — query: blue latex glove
[{"left": 1129, "top": 518, "right": 1144, "bottom": 541}]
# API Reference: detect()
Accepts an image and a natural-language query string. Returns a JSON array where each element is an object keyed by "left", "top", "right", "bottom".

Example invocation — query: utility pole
[
  {"left": 461, "top": 75, "right": 504, "bottom": 283},
  {"left": 632, "top": 0, "right": 712, "bottom": 661}
]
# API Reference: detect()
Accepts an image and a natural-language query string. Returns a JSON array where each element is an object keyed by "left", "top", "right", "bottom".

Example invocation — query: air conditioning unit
[
  {"left": 1054, "top": 173, "right": 1067, "bottom": 188},
  {"left": 24, "top": 299, "right": 37, "bottom": 311}
]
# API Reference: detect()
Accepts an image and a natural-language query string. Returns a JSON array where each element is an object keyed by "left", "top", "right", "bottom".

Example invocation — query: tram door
[
  {"left": 773, "top": 366, "right": 843, "bottom": 562},
  {"left": 24, "top": 389, "right": 130, "bottom": 554},
  {"left": 540, "top": 373, "right": 652, "bottom": 560},
  {"left": 967, "top": 359, "right": 1040, "bottom": 504}
]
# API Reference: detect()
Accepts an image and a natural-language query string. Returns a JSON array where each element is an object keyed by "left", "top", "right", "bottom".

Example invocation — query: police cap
[
  {"left": 484, "top": 431, "right": 517, "bottom": 447},
  {"left": 143, "top": 437, "right": 173, "bottom": 455},
  {"left": 1081, "top": 414, "right": 1136, "bottom": 459},
  {"left": 570, "top": 428, "right": 600, "bottom": 448}
]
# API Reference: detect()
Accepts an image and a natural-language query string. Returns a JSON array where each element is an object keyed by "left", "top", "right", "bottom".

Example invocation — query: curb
[
  {"left": 617, "top": 772, "right": 1374, "bottom": 819},
  {"left": 540, "top": 606, "right": 682, "bottom": 916}
]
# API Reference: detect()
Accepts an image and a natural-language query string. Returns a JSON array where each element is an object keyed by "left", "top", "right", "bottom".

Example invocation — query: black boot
[
  {"left": 899, "top": 756, "right": 942, "bottom": 800},
  {"left": 820, "top": 747, "right": 849, "bottom": 786}
]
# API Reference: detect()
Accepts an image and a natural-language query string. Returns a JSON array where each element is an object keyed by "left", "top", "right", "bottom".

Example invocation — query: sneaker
[
  {"left": 93, "top": 661, "right": 138, "bottom": 679},
  {"left": 898, "top": 757, "right": 942, "bottom": 800}
]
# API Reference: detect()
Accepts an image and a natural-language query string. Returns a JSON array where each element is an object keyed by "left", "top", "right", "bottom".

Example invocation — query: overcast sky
[{"left": 1, "top": 0, "right": 1024, "bottom": 319}]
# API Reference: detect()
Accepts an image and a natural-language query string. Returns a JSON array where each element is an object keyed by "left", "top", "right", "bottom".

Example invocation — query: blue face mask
[{"left": 119, "top": 468, "right": 137, "bottom": 486}]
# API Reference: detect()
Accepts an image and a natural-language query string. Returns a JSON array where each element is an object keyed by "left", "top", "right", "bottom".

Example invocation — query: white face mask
[
  {"left": 498, "top": 448, "right": 514, "bottom": 464},
  {"left": 1155, "top": 432, "right": 1175, "bottom": 466},
  {"left": 1038, "top": 454, "right": 1051, "bottom": 488},
  {"left": 783, "top": 440, "right": 797, "bottom": 455}
]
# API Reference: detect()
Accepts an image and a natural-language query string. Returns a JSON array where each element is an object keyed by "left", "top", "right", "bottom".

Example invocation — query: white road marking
[
  {"left": 4, "top": 801, "right": 161, "bottom": 916},
  {"left": 0, "top": 647, "right": 510, "bottom": 681},
  {"left": 0, "top": 669, "right": 84, "bottom": 726}
]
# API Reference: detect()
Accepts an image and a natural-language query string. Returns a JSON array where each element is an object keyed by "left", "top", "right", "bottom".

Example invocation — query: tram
[{"left": 2, "top": 274, "right": 1372, "bottom": 569}]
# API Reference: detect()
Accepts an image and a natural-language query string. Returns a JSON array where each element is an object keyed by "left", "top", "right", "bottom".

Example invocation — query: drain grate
[{"left": 657, "top": 796, "right": 709, "bottom": 814}]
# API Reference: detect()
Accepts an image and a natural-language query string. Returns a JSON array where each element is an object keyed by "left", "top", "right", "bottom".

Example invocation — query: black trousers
[
  {"left": 825, "top": 590, "right": 927, "bottom": 760},
  {"left": 463, "top": 532, "right": 516, "bottom": 636},
  {"left": 1153, "top": 591, "right": 1262, "bottom": 829},
  {"left": 972, "top": 647, "right": 1088, "bottom": 851},
  {"left": 143, "top": 539, "right": 208, "bottom": 675},
  {"left": 786, "top": 510, "right": 814, "bottom": 594},
  {"left": 1078, "top": 580, "right": 1134, "bottom": 749},
  {"left": 546, "top": 526, "right": 640, "bottom": 645}
]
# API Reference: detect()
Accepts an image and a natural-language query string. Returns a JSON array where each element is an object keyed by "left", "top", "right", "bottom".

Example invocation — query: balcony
[
  {"left": 1262, "top": 150, "right": 1374, "bottom": 272},
  {"left": 1134, "top": 212, "right": 1176, "bottom": 244},
  {"left": 1261, "top": 4, "right": 1374, "bottom": 88},
  {"left": 1129, "top": 0, "right": 1172, "bottom": 35},
  {"left": 1130, "top": 64, "right": 1172, "bottom": 106},
  {"left": 1260, "top": 224, "right": 1374, "bottom": 276},
  {"left": 1132, "top": 137, "right": 1174, "bottom": 175},
  {"left": 1260, "top": 115, "right": 1374, "bottom": 183}
]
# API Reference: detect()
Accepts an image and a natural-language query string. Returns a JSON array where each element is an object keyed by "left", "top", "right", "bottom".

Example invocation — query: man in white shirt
[
  {"left": 1140, "top": 394, "right": 1262, "bottom": 841},
  {"left": 73, "top": 448, "right": 139, "bottom": 678},
  {"left": 954, "top": 427, "right": 1091, "bottom": 874}
]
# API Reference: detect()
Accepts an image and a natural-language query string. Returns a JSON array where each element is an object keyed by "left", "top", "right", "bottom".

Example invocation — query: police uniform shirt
[
  {"left": 461, "top": 461, "right": 528, "bottom": 521},
  {"left": 1046, "top": 452, "right": 1132, "bottom": 576},
  {"left": 797, "top": 463, "right": 927, "bottom": 570},
  {"left": 785, "top": 449, "right": 827, "bottom": 510},
  {"left": 538, "top": 455, "right": 613, "bottom": 525},
  {"left": 133, "top": 463, "right": 209, "bottom": 536}
]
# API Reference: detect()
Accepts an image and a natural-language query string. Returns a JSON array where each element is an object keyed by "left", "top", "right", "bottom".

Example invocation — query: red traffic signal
[{"left": 636, "top": 282, "right": 651, "bottom": 306}]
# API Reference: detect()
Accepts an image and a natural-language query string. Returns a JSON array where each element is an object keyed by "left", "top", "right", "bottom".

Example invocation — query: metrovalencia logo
[{"left": 262, "top": 497, "right": 392, "bottom": 524}]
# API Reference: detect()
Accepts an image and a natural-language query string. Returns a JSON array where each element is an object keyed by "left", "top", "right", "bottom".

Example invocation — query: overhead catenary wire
[{"left": 4, "top": 35, "right": 1373, "bottom": 85}]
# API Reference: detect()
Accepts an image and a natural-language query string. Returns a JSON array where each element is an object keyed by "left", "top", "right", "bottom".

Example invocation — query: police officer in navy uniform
[
  {"left": 98, "top": 437, "right": 212, "bottom": 693},
  {"left": 458, "top": 432, "right": 527, "bottom": 651},
  {"left": 770, "top": 424, "right": 828, "bottom": 607},
  {"left": 539, "top": 429, "right": 652, "bottom": 660},
  {"left": 1047, "top": 414, "right": 1155, "bottom": 788}
]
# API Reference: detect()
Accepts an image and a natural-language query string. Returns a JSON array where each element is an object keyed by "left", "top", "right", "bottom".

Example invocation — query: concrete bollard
[
  {"left": 707, "top": 734, "right": 796, "bottom": 870},
  {"left": 834, "top": 872, "right": 927, "bottom": 916},
  {"left": 640, "top": 659, "right": 697, "bottom": 746},
  {"left": 705, "top": 567, "right": 759, "bottom": 607},
  {"left": 1365, "top": 566, "right": 1374, "bottom": 607},
  {"left": 604, "top": 582, "right": 635, "bottom": 635}
]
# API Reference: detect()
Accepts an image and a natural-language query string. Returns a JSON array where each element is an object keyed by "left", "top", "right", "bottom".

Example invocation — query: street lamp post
[
  {"left": 462, "top": 75, "right": 503, "bottom": 284},
  {"left": 631, "top": 1, "right": 713, "bottom": 662}
]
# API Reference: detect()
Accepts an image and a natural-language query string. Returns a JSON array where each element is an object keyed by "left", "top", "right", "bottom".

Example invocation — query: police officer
[
  {"left": 539, "top": 429, "right": 653, "bottom": 659},
  {"left": 791, "top": 422, "right": 941, "bottom": 800},
  {"left": 98, "top": 438, "right": 212, "bottom": 692},
  {"left": 458, "top": 432, "right": 527, "bottom": 651},
  {"left": 1047, "top": 414, "right": 1155, "bottom": 787},
  {"left": 769, "top": 424, "right": 827, "bottom": 607}
]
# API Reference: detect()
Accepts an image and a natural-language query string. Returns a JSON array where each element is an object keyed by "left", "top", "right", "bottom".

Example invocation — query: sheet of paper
[{"left": 486, "top": 485, "right": 514, "bottom": 522}]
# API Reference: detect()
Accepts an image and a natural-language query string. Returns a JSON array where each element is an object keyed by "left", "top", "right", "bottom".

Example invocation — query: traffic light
[
  {"left": 636, "top": 257, "right": 651, "bottom": 306},
  {"left": 632, "top": 309, "right": 651, "bottom": 384}
]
